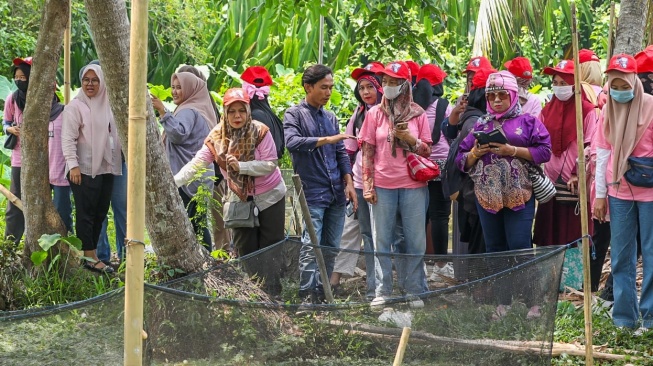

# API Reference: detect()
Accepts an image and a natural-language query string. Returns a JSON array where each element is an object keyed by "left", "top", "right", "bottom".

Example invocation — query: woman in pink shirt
[
  {"left": 361, "top": 61, "right": 432, "bottom": 308},
  {"left": 594, "top": 54, "right": 653, "bottom": 332}
]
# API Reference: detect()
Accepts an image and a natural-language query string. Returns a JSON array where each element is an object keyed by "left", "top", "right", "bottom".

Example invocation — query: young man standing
[{"left": 284, "top": 64, "right": 357, "bottom": 304}]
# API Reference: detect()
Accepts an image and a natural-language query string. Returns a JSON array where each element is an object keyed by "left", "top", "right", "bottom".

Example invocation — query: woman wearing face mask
[
  {"left": 533, "top": 60, "right": 597, "bottom": 247},
  {"left": 361, "top": 61, "right": 433, "bottom": 308},
  {"left": 329, "top": 62, "right": 383, "bottom": 299},
  {"left": 504, "top": 57, "right": 542, "bottom": 118},
  {"left": 455, "top": 71, "right": 551, "bottom": 253},
  {"left": 175, "top": 88, "right": 286, "bottom": 294},
  {"left": 152, "top": 72, "right": 216, "bottom": 250},
  {"left": 594, "top": 54, "right": 653, "bottom": 332},
  {"left": 62, "top": 64, "right": 122, "bottom": 273}
]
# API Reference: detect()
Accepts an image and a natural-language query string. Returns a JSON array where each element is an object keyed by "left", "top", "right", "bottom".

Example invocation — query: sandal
[{"left": 83, "top": 260, "right": 115, "bottom": 274}]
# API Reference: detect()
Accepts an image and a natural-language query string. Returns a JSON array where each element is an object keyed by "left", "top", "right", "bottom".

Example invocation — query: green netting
[{"left": 0, "top": 239, "right": 566, "bottom": 365}]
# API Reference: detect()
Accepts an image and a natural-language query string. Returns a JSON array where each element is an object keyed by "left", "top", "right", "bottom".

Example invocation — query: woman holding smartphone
[{"left": 455, "top": 71, "right": 551, "bottom": 253}]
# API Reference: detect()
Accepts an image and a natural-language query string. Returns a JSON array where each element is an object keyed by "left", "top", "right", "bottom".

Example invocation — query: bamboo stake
[
  {"left": 124, "top": 0, "right": 149, "bottom": 364},
  {"left": 392, "top": 327, "right": 411, "bottom": 366},
  {"left": 571, "top": 2, "right": 594, "bottom": 365},
  {"left": 292, "top": 174, "right": 334, "bottom": 303},
  {"left": 318, "top": 0, "right": 324, "bottom": 64},
  {"left": 0, "top": 185, "right": 22, "bottom": 211},
  {"left": 63, "top": 0, "right": 71, "bottom": 104},
  {"left": 607, "top": 1, "right": 616, "bottom": 60}
]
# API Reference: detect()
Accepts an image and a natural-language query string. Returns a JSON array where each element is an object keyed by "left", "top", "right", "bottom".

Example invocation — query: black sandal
[{"left": 83, "top": 260, "right": 115, "bottom": 274}]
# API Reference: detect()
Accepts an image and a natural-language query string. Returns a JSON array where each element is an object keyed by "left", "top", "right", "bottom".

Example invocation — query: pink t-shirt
[
  {"left": 521, "top": 94, "right": 542, "bottom": 119},
  {"left": 359, "top": 106, "right": 433, "bottom": 189},
  {"left": 596, "top": 113, "right": 653, "bottom": 202},
  {"left": 424, "top": 101, "right": 452, "bottom": 161},
  {"left": 199, "top": 132, "right": 282, "bottom": 195},
  {"left": 3, "top": 94, "right": 23, "bottom": 167},
  {"left": 48, "top": 114, "right": 69, "bottom": 186},
  {"left": 543, "top": 110, "right": 597, "bottom": 182},
  {"left": 344, "top": 112, "right": 364, "bottom": 189}
]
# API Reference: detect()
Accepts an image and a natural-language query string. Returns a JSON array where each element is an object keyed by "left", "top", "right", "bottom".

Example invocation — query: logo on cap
[
  {"left": 523, "top": 71, "right": 532, "bottom": 77},
  {"left": 557, "top": 60, "right": 568, "bottom": 69},
  {"left": 472, "top": 58, "right": 481, "bottom": 67},
  {"left": 616, "top": 57, "right": 629, "bottom": 69},
  {"left": 230, "top": 89, "right": 244, "bottom": 99},
  {"left": 364, "top": 64, "right": 374, "bottom": 70},
  {"left": 390, "top": 63, "right": 401, "bottom": 73}
]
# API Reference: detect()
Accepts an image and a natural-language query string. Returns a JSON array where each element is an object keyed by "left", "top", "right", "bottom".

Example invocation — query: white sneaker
[
  {"left": 408, "top": 298, "right": 424, "bottom": 309},
  {"left": 429, "top": 263, "right": 454, "bottom": 282},
  {"left": 370, "top": 296, "right": 387, "bottom": 309},
  {"left": 634, "top": 327, "right": 650, "bottom": 336}
]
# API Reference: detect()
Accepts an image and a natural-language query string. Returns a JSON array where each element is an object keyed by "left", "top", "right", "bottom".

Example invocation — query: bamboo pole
[
  {"left": 318, "top": 0, "right": 324, "bottom": 64},
  {"left": 124, "top": 0, "right": 149, "bottom": 364},
  {"left": 0, "top": 185, "right": 22, "bottom": 211},
  {"left": 392, "top": 327, "right": 411, "bottom": 366},
  {"left": 63, "top": 0, "right": 71, "bottom": 104},
  {"left": 292, "top": 174, "right": 334, "bottom": 303},
  {"left": 570, "top": 2, "right": 594, "bottom": 365},
  {"left": 607, "top": 1, "right": 616, "bottom": 60}
]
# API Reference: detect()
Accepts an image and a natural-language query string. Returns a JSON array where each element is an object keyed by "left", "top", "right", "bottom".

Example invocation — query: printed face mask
[
  {"left": 383, "top": 82, "right": 405, "bottom": 100},
  {"left": 552, "top": 85, "right": 573, "bottom": 101},
  {"left": 610, "top": 89, "right": 635, "bottom": 103}
]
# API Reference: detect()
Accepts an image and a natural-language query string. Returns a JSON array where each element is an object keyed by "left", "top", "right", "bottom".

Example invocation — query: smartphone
[
  {"left": 395, "top": 122, "right": 408, "bottom": 130},
  {"left": 346, "top": 201, "right": 354, "bottom": 217},
  {"left": 462, "top": 93, "right": 469, "bottom": 101},
  {"left": 473, "top": 130, "right": 508, "bottom": 145}
]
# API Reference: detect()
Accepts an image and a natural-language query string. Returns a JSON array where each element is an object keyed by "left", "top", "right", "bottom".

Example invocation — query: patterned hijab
[
  {"left": 205, "top": 100, "right": 269, "bottom": 201},
  {"left": 380, "top": 79, "right": 424, "bottom": 156}
]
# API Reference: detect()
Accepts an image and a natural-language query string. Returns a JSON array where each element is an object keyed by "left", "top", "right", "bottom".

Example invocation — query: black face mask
[{"left": 15, "top": 80, "right": 28, "bottom": 93}]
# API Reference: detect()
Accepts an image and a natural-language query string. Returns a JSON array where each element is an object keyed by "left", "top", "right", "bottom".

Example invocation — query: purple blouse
[{"left": 455, "top": 114, "right": 552, "bottom": 213}]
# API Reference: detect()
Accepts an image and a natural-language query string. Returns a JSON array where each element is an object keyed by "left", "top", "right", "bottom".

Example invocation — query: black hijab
[
  {"left": 11, "top": 62, "right": 64, "bottom": 121},
  {"left": 639, "top": 72, "right": 653, "bottom": 95},
  {"left": 412, "top": 78, "right": 449, "bottom": 144},
  {"left": 250, "top": 96, "right": 284, "bottom": 159},
  {"left": 466, "top": 87, "right": 488, "bottom": 114}
]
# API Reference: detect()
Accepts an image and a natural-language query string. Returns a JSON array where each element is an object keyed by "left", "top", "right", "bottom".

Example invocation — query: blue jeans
[
  {"left": 52, "top": 185, "right": 73, "bottom": 234},
  {"left": 299, "top": 202, "right": 346, "bottom": 295},
  {"left": 476, "top": 195, "right": 535, "bottom": 253},
  {"left": 355, "top": 188, "right": 376, "bottom": 299},
  {"left": 609, "top": 196, "right": 653, "bottom": 329},
  {"left": 372, "top": 187, "right": 428, "bottom": 297},
  {"left": 97, "top": 161, "right": 127, "bottom": 262}
]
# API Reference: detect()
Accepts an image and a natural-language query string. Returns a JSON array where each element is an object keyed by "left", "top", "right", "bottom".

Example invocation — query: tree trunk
[
  {"left": 21, "top": 0, "right": 70, "bottom": 265},
  {"left": 613, "top": 0, "right": 650, "bottom": 55}
]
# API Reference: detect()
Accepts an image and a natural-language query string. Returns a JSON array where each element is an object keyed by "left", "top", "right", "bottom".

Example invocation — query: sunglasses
[{"left": 486, "top": 91, "right": 510, "bottom": 101}]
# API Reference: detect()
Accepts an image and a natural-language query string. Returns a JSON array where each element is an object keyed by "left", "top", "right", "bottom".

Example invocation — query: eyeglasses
[
  {"left": 486, "top": 91, "right": 510, "bottom": 101},
  {"left": 14, "top": 76, "right": 27, "bottom": 82},
  {"left": 82, "top": 78, "right": 100, "bottom": 86}
]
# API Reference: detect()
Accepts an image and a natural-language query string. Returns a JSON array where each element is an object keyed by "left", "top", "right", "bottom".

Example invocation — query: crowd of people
[{"left": 5, "top": 45, "right": 653, "bottom": 331}]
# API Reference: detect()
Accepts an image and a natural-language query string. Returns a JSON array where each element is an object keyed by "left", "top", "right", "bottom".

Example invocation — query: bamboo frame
[
  {"left": 63, "top": 0, "right": 71, "bottom": 104},
  {"left": 570, "top": 2, "right": 594, "bottom": 365},
  {"left": 292, "top": 174, "right": 334, "bottom": 303},
  {"left": 124, "top": 0, "right": 149, "bottom": 364},
  {"left": 392, "top": 327, "right": 411, "bottom": 366}
]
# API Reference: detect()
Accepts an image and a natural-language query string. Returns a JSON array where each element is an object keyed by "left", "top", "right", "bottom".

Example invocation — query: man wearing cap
[
  {"left": 284, "top": 64, "right": 357, "bottom": 304},
  {"left": 504, "top": 56, "right": 542, "bottom": 118},
  {"left": 240, "top": 66, "right": 284, "bottom": 160}
]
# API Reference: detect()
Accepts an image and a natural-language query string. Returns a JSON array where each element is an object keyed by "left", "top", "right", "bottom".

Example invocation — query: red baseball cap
[
  {"left": 416, "top": 64, "right": 447, "bottom": 85},
  {"left": 351, "top": 62, "right": 384, "bottom": 80},
  {"left": 471, "top": 68, "right": 498, "bottom": 90},
  {"left": 503, "top": 57, "right": 533, "bottom": 79},
  {"left": 635, "top": 46, "right": 653, "bottom": 73},
  {"left": 404, "top": 60, "right": 420, "bottom": 79},
  {"left": 465, "top": 56, "right": 493, "bottom": 74},
  {"left": 579, "top": 49, "right": 600, "bottom": 63},
  {"left": 13, "top": 57, "right": 33, "bottom": 66},
  {"left": 378, "top": 61, "right": 411, "bottom": 81},
  {"left": 241, "top": 66, "right": 273, "bottom": 87},
  {"left": 543, "top": 59, "right": 575, "bottom": 76},
  {"left": 223, "top": 88, "right": 250, "bottom": 106},
  {"left": 606, "top": 54, "right": 638, "bottom": 74}
]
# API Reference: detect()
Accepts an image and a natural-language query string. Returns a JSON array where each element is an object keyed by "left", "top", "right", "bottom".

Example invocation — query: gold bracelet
[
  {"left": 470, "top": 150, "right": 480, "bottom": 159},
  {"left": 511, "top": 146, "right": 518, "bottom": 157}
]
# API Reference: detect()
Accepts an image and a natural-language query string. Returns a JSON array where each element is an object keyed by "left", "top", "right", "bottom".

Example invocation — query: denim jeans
[
  {"left": 299, "top": 201, "right": 346, "bottom": 295},
  {"left": 475, "top": 195, "right": 535, "bottom": 253},
  {"left": 609, "top": 196, "right": 653, "bottom": 329},
  {"left": 52, "top": 185, "right": 73, "bottom": 234},
  {"left": 97, "top": 161, "right": 127, "bottom": 262},
  {"left": 371, "top": 186, "right": 428, "bottom": 297},
  {"left": 355, "top": 188, "right": 376, "bottom": 299}
]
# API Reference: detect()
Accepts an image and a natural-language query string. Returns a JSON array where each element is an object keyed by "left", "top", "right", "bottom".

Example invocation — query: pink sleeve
[
  {"left": 359, "top": 110, "right": 377, "bottom": 146},
  {"left": 3, "top": 95, "right": 14, "bottom": 121},
  {"left": 595, "top": 112, "right": 610, "bottom": 150},
  {"left": 344, "top": 113, "right": 358, "bottom": 152},
  {"left": 196, "top": 145, "right": 215, "bottom": 163},
  {"left": 256, "top": 132, "right": 278, "bottom": 161},
  {"left": 583, "top": 109, "right": 598, "bottom": 145},
  {"left": 417, "top": 114, "right": 433, "bottom": 144},
  {"left": 444, "top": 104, "right": 453, "bottom": 118}
]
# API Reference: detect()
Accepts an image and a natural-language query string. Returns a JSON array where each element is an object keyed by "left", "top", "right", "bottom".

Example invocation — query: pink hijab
[
  {"left": 604, "top": 71, "right": 653, "bottom": 184},
  {"left": 172, "top": 72, "right": 218, "bottom": 129}
]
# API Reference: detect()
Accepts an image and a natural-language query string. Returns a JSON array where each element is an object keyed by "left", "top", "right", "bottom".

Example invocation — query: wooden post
[
  {"left": 393, "top": 327, "right": 411, "bottom": 366},
  {"left": 571, "top": 2, "right": 594, "bottom": 365},
  {"left": 63, "top": 0, "right": 71, "bottom": 104},
  {"left": 318, "top": 0, "right": 324, "bottom": 64},
  {"left": 292, "top": 174, "right": 334, "bottom": 303},
  {"left": 607, "top": 1, "right": 616, "bottom": 60},
  {"left": 124, "top": 0, "right": 148, "bottom": 364}
]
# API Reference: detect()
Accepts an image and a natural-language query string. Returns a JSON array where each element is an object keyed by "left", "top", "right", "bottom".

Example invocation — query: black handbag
[
  {"left": 625, "top": 156, "right": 653, "bottom": 188},
  {"left": 4, "top": 131, "right": 17, "bottom": 150},
  {"left": 553, "top": 175, "right": 579, "bottom": 205}
]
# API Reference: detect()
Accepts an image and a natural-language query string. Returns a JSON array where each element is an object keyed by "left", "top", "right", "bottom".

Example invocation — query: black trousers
[
  {"left": 70, "top": 173, "right": 114, "bottom": 251},
  {"left": 427, "top": 181, "right": 451, "bottom": 255},
  {"left": 179, "top": 188, "right": 212, "bottom": 250},
  {"left": 4, "top": 167, "right": 24, "bottom": 244}
]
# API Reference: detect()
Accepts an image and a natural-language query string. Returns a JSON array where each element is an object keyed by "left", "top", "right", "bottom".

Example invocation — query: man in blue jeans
[{"left": 284, "top": 64, "right": 357, "bottom": 304}]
